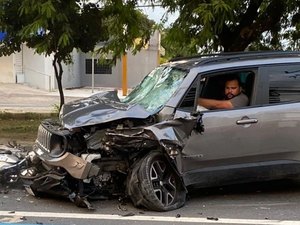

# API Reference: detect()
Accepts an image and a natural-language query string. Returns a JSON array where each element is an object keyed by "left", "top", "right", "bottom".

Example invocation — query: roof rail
[
  {"left": 169, "top": 51, "right": 300, "bottom": 65},
  {"left": 169, "top": 53, "right": 220, "bottom": 62}
]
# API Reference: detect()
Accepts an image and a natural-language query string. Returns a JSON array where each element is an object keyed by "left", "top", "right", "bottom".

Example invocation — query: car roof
[{"left": 167, "top": 51, "right": 300, "bottom": 70}]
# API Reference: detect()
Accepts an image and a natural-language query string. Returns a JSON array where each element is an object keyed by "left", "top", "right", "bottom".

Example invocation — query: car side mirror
[{"left": 191, "top": 111, "right": 204, "bottom": 133}]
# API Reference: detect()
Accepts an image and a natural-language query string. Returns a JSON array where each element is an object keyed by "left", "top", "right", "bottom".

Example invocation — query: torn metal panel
[
  {"left": 104, "top": 117, "right": 200, "bottom": 155},
  {"left": 61, "top": 91, "right": 121, "bottom": 115},
  {"left": 144, "top": 117, "right": 199, "bottom": 148},
  {"left": 104, "top": 128, "right": 159, "bottom": 152}
]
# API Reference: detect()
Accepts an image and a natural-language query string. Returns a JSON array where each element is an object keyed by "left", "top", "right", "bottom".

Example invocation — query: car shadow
[{"left": 187, "top": 179, "right": 300, "bottom": 199}]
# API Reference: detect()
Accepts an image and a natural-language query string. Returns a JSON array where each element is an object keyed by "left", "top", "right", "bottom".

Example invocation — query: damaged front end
[
  {"left": 21, "top": 118, "right": 143, "bottom": 207},
  {"left": 19, "top": 109, "right": 202, "bottom": 209},
  {"left": 1, "top": 66, "right": 203, "bottom": 211}
]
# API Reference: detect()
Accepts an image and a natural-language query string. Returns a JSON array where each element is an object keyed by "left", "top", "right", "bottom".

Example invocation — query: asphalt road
[{"left": 1, "top": 180, "right": 300, "bottom": 225}]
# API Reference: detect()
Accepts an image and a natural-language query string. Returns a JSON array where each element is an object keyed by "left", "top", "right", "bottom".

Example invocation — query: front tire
[{"left": 128, "top": 151, "right": 186, "bottom": 211}]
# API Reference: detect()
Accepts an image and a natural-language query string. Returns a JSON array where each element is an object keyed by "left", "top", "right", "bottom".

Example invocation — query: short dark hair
[{"left": 225, "top": 74, "right": 241, "bottom": 86}]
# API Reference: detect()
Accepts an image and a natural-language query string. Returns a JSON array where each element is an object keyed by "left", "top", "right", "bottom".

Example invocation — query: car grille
[{"left": 36, "top": 125, "right": 52, "bottom": 152}]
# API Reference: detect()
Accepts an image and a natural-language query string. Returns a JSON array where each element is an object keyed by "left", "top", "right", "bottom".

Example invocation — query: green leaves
[
  {"left": 20, "top": 20, "right": 43, "bottom": 38},
  {"left": 160, "top": 0, "right": 300, "bottom": 53},
  {"left": 0, "top": 0, "right": 154, "bottom": 62},
  {"left": 41, "top": 0, "right": 56, "bottom": 18},
  {"left": 19, "top": 0, "right": 56, "bottom": 17},
  {"left": 58, "top": 32, "right": 70, "bottom": 48}
]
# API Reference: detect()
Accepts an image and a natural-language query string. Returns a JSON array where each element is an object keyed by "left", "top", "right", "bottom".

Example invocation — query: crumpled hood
[{"left": 60, "top": 90, "right": 152, "bottom": 129}]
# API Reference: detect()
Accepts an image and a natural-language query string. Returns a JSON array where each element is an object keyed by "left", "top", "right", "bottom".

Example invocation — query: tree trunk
[
  {"left": 219, "top": 0, "right": 286, "bottom": 52},
  {"left": 53, "top": 54, "right": 65, "bottom": 111}
]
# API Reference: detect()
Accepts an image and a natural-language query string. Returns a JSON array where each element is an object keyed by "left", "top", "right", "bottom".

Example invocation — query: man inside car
[{"left": 198, "top": 75, "right": 249, "bottom": 110}]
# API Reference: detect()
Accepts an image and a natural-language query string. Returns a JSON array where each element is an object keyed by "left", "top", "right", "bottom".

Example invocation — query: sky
[
  {"left": 85, "top": 1, "right": 178, "bottom": 27},
  {"left": 140, "top": 6, "right": 178, "bottom": 27}
]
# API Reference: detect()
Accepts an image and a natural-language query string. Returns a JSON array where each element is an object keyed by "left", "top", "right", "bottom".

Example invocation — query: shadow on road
[{"left": 187, "top": 179, "right": 300, "bottom": 199}]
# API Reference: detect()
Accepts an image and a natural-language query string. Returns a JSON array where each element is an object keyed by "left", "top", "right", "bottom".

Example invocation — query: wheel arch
[{"left": 126, "top": 149, "right": 187, "bottom": 211}]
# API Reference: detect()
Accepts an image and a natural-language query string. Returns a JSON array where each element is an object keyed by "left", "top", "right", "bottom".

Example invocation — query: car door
[
  {"left": 174, "top": 69, "right": 266, "bottom": 187},
  {"left": 254, "top": 65, "right": 300, "bottom": 170}
]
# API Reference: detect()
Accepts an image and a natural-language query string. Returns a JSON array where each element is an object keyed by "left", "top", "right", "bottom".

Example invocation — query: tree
[
  {"left": 0, "top": 0, "right": 154, "bottom": 109},
  {"left": 160, "top": 28, "right": 198, "bottom": 60},
  {"left": 158, "top": 0, "right": 300, "bottom": 55}
]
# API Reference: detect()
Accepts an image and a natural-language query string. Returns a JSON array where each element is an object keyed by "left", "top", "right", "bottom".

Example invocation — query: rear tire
[{"left": 127, "top": 151, "right": 186, "bottom": 211}]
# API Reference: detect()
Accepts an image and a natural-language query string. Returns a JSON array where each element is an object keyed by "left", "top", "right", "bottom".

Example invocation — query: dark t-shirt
[{"left": 230, "top": 92, "right": 249, "bottom": 107}]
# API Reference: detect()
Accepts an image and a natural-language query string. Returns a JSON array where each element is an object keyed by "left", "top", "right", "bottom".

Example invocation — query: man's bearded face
[{"left": 224, "top": 80, "right": 241, "bottom": 100}]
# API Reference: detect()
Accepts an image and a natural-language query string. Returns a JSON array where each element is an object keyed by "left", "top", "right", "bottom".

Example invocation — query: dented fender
[{"left": 105, "top": 115, "right": 203, "bottom": 155}]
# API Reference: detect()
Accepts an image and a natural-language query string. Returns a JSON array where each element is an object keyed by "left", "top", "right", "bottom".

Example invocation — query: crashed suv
[{"left": 2, "top": 51, "right": 300, "bottom": 211}]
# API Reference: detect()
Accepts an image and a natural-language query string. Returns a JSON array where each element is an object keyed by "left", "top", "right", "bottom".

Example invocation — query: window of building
[{"left": 85, "top": 59, "right": 112, "bottom": 74}]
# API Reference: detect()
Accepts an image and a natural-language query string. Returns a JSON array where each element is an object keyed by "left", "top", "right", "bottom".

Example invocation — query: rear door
[{"left": 255, "top": 64, "right": 300, "bottom": 166}]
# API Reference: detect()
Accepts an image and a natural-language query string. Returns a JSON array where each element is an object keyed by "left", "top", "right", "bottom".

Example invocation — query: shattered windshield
[{"left": 122, "top": 66, "right": 187, "bottom": 113}]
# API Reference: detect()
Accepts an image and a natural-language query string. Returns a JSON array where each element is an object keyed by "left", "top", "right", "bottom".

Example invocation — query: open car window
[{"left": 178, "top": 70, "right": 256, "bottom": 112}]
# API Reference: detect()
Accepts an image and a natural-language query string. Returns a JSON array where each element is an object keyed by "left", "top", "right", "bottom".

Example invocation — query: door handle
[{"left": 236, "top": 118, "right": 258, "bottom": 125}]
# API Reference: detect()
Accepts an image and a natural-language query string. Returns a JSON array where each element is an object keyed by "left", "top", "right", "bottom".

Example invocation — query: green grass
[{"left": 0, "top": 112, "right": 57, "bottom": 147}]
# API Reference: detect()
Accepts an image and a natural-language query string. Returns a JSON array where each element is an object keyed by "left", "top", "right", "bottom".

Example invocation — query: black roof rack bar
[
  {"left": 169, "top": 51, "right": 300, "bottom": 64},
  {"left": 200, "top": 51, "right": 300, "bottom": 66},
  {"left": 169, "top": 53, "right": 221, "bottom": 62}
]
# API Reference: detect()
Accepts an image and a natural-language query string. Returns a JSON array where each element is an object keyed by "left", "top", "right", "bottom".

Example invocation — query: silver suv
[{"left": 3, "top": 51, "right": 300, "bottom": 212}]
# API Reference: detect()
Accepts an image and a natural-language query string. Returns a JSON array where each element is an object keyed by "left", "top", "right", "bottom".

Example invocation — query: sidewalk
[{"left": 0, "top": 83, "right": 125, "bottom": 113}]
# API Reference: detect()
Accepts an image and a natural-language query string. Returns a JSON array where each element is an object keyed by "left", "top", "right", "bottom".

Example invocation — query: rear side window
[{"left": 268, "top": 65, "right": 300, "bottom": 104}]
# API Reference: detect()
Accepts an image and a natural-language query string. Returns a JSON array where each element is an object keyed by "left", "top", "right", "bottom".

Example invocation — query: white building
[{"left": 0, "top": 31, "right": 161, "bottom": 93}]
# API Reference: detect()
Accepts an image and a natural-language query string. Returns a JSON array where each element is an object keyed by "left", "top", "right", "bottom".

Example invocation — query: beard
[{"left": 225, "top": 93, "right": 237, "bottom": 100}]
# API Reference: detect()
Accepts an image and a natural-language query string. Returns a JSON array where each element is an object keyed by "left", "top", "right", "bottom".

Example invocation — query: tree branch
[{"left": 219, "top": 0, "right": 287, "bottom": 51}]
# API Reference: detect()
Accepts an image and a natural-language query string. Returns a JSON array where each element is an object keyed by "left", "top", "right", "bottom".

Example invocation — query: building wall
[
  {"left": 22, "top": 46, "right": 82, "bottom": 91},
  {"left": 80, "top": 52, "right": 122, "bottom": 88},
  {"left": 61, "top": 49, "right": 82, "bottom": 89},
  {"left": 23, "top": 46, "right": 53, "bottom": 90},
  {"left": 127, "top": 48, "right": 158, "bottom": 88},
  {"left": 81, "top": 31, "right": 160, "bottom": 89},
  {"left": 0, "top": 55, "right": 14, "bottom": 83},
  {"left": 0, "top": 31, "right": 161, "bottom": 91},
  {"left": 14, "top": 51, "right": 24, "bottom": 83}
]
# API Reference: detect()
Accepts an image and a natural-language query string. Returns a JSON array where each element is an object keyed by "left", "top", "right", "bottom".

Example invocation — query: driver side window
[{"left": 178, "top": 70, "right": 256, "bottom": 112}]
